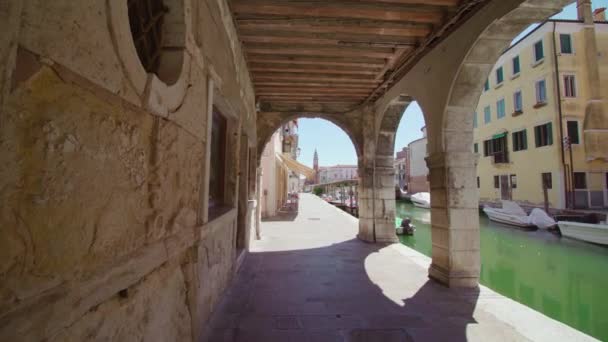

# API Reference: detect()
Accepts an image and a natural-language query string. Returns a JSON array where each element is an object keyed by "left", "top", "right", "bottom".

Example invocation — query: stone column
[
  {"left": 357, "top": 108, "right": 398, "bottom": 244},
  {"left": 426, "top": 151, "right": 480, "bottom": 288}
]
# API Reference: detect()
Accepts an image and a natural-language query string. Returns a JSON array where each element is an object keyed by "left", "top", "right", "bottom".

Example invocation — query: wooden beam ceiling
[{"left": 229, "top": 0, "right": 484, "bottom": 111}]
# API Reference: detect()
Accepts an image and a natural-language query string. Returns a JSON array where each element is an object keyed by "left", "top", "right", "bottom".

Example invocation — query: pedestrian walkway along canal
[
  {"left": 397, "top": 200, "right": 608, "bottom": 341},
  {"left": 203, "top": 194, "right": 595, "bottom": 342}
]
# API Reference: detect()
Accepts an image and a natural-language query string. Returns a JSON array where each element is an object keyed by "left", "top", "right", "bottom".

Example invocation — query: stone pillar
[
  {"left": 254, "top": 167, "right": 262, "bottom": 240},
  {"left": 373, "top": 164, "right": 399, "bottom": 243},
  {"left": 426, "top": 151, "right": 480, "bottom": 288},
  {"left": 357, "top": 108, "right": 398, "bottom": 244}
]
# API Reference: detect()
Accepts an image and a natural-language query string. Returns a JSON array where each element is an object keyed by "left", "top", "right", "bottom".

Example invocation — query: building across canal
[{"left": 396, "top": 200, "right": 608, "bottom": 341}]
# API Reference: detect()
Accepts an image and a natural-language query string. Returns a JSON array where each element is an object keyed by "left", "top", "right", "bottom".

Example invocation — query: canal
[{"left": 396, "top": 200, "right": 608, "bottom": 341}]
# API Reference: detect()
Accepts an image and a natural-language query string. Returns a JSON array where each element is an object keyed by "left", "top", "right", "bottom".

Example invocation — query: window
[
  {"left": 496, "top": 67, "right": 504, "bottom": 84},
  {"left": 574, "top": 172, "right": 587, "bottom": 189},
  {"left": 484, "top": 134, "right": 509, "bottom": 163},
  {"left": 477, "top": 176, "right": 480, "bottom": 188},
  {"left": 512, "top": 56, "right": 521, "bottom": 75},
  {"left": 535, "top": 79, "right": 547, "bottom": 104},
  {"left": 514, "top": 90, "right": 523, "bottom": 113},
  {"left": 534, "top": 122, "right": 553, "bottom": 147},
  {"left": 542, "top": 172, "right": 552, "bottom": 189},
  {"left": 567, "top": 120, "right": 580, "bottom": 144},
  {"left": 484, "top": 106, "right": 491, "bottom": 124},
  {"left": 474, "top": 143, "right": 479, "bottom": 153},
  {"left": 484, "top": 79, "right": 490, "bottom": 91},
  {"left": 473, "top": 112, "right": 478, "bottom": 128},
  {"left": 496, "top": 99, "right": 506, "bottom": 119},
  {"left": 209, "top": 108, "right": 227, "bottom": 213},
  {"left": 494, "top": 175, "right": 500, "bottom": 189},
  {"left": 512, "top": 129, "right": 528, "bottom": 151},
  {"left": 560, "top": 34, "right": 573, "bottom": 54},
  {"left": 564, "top": 75, "right": 577, "bottom": 97},
  {"left": 534, "top": 40, "right": 544, "bottom": 62},
  {"left": 510, "top": 174, "right": 517, "bottom": 189},
  {"left": 127, "top": 0, "right": 186, "bottom": 84}
]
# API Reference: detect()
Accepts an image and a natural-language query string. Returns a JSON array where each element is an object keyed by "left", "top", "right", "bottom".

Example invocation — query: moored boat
[
  {"left": 410, "top": 192, "right": 430, "bottom": 209},
  {"left": 557, "top": 221, "right": 608, "bottom": 246},
  {"left": 482, "top": 201, "right": 556, "bottom": 229}
]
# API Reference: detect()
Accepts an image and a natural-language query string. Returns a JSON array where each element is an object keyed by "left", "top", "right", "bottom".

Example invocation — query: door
[{"left": 500, "top": 175, "right": 511, "bottom": 200}]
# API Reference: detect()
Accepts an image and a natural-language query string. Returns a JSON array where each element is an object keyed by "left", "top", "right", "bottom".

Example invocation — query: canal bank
[
  {"left": 204, "top": 194, "right": 596, "bottom": 341},
  {"left": 397, "top": 200, "right": 608, "bottom": 341}
]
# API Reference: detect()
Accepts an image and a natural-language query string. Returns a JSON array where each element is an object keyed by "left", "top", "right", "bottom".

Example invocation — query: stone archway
[
  {"left": 256, "top": 111, "right": 363, "bottom": 166},
  {"left": 372, "top": 0, "right": 573, "bottom": 287}
]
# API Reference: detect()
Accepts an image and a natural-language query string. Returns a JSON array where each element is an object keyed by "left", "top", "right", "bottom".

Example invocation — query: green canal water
[{"left": 396, "top": 200, "right": 608, "bottom": 341}]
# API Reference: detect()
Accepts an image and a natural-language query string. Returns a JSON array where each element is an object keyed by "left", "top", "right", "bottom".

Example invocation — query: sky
[{"left": 295, "top": 1, "right": 608, "bottom": 168}]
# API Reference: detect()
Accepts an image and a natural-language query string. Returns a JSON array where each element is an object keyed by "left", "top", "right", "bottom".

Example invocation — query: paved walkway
[{"left": 203, "top": 194, "right": 595, "bottom": 342}]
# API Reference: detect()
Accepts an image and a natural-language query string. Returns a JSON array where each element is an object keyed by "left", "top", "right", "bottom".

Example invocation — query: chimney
[
  {"left": 594, "top": 7, "right": 606, "bottom": 22},
  {"left": 577, "top": 0, "right": 594, "bottom": 24}
]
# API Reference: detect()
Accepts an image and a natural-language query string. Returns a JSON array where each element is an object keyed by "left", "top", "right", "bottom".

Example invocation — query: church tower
[{"left": 313, "top": 149, "right": 319, "bottom": 183}]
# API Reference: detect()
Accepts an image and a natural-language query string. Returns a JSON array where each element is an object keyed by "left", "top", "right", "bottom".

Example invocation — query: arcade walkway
[{"left": 202, "top": 194, "right": 594, "bottom": 342}]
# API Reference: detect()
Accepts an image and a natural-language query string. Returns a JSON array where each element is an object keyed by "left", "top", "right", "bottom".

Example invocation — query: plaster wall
[
  {"left": 0, "top": 0, "right": 256, "bottom": 340},
  {"left": 475, "top": 20, "right": 608, "bottom": 209}
]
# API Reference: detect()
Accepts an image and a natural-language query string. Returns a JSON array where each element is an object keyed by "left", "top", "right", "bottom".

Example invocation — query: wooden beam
[
  {"left": 253, "top": 73, "right": 382, "bottom": 84},
  {"left": 345, "top": 0, "right": 459, "bottom": 6},
  {"left": 232, "top": 2, "right": 445, "bottom": 24},
  {"left": 247, "top": 55, "right": 385, "bottom": 69},
  {"left": 254, "top": 81, "right": 376, "bottom": 89},
  {"left": 256, "top": 88, "right": 371, "bottom": 95},
  {"left": 245, "top": 43, "right": 396, "bottom": 59},
  {"left": 237, "top": 19, "right": 432, "bottom": 38},
  {"left": 249, "top": 64, "right": 379, "bottom": 76},
  {"left": 255, "top": 84, "right": 374, "bottom": 91},
  {"left": 239, "top": 30, "right": 420, "bottom": 48}
]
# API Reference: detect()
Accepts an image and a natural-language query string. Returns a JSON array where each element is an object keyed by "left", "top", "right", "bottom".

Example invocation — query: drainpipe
[{"left": 552, "top": 21, "right": 570, "bottom": 209}]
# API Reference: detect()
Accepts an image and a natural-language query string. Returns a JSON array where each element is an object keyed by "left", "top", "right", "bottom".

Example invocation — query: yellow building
[{"left": 474, "top": 16, "right": 608, "bottom": 210}]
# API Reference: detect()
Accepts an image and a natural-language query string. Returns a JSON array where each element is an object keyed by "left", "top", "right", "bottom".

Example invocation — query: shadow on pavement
[{"left": 202, "top": 238, "right": 480, "bottom": 342}]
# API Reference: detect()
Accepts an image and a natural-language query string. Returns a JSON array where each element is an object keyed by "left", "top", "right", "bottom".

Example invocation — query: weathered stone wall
[{"left": 0, "top": 0, "right": 256, "bottom": 340}]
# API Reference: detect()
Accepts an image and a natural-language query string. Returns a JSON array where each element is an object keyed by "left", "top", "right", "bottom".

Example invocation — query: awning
[
  {"left": 492, "top": 132, "right": 507, "bottom": 139},
  {"left": 276, "top": 153, "right": 315, "bottom": 178}
]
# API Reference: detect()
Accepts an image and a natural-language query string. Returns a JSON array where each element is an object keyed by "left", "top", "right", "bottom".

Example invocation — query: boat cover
[
  {"left": 500, "top": 200, "right": 527, "bottom": 216},
  {"left": 411, "top": 192, "right": 430, "bottom": 203},
  {"left": 529, "top": 208, "right": 557, "bottom": 229}
]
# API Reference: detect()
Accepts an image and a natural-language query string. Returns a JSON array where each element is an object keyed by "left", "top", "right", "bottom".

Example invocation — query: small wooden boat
[
  {"left": 410, "top": 192, "right": 430, "bottom": 209},
  {"left": 395, "top": 217, "right": 415, "bottom": 235},
  {"left": 483, "top": 201, "right": 556, "bottom": 229},
  {"left": 557, "top": 221, "right": 608, "bottom": 246}
]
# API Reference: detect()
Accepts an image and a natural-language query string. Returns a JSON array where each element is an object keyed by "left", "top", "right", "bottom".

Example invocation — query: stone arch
[
  {"left": 370, "top": 0, "right": 573, "bottom": 287},
  {"left": 256, "top": 111, "right": 363, "bottom": 167},
  {"left": 107, "top": 0, "right": 193, "bottom": 117},
  {"left": 441, "top": 0, "right": 572, "bottom": 155}
]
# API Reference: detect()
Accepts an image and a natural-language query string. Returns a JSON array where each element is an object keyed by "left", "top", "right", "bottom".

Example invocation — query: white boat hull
[
  {"left": 410, "top": 192, "right": 430, "bottom": 209},
  {"left": 412, "top": 201, "right": 430, "bottom": 209},
  {"left": 483, "top": 207, "right": 534, "bottom": 228},
  {"left": 558, "top": 221, "right": 608, "bottom": 245}
]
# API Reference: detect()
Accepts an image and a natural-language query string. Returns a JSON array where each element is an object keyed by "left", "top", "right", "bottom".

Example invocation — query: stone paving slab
[{"left": 202, "top": 194, "right": 597, "bottom": 342}]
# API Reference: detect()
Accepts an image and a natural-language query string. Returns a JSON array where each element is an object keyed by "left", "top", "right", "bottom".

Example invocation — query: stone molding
[
  {"left": 107, "top": 0, "right": 193, "bottom": 117},
  {"left": 0, "top": 209, "right": 238, "bottom": 341}
]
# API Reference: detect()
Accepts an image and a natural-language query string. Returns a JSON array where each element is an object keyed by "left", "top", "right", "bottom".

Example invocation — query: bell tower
[{"left": 313, "top": 149, "right": 319, "bottom": 183}]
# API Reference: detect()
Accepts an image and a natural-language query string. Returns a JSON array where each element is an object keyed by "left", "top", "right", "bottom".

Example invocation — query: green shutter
[
  {"left": 523, "top": 129, "right": 528, "bottom": 150},
  {"left": 547, "top": 122, "right": 553, "bottom": 145},
  {"left": 535, "top": 126, "right": 540, "bottom": 147}
]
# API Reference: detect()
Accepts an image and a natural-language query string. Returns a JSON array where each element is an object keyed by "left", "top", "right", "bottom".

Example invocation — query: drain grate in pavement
[
  {"left": 274, "top": 316, "right": 302, "bottom": 330},
  {"left": 308, "top": 218, "right": 321, "bottom": 221},
  {"left": 348, "top": 329, "right": 413, "bottom": 342}
]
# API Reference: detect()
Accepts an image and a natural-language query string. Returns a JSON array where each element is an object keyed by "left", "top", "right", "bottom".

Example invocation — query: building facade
[
  {"left": 318, "top": 165, "right": 358, "bottom": 184},
  {"left": 394, "top": 146, "right": 410, "bottom": 191},
  {"left": 260, "top": 121, "right": 299, "bottom": 217},
  {"left": 408, "top": 127, "right": 430, "bottom": 194},
  {"left": 474, "top": 15, "right": 608, "bottom": 210}
]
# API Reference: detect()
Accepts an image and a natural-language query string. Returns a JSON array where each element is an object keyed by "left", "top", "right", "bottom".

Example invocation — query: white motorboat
[
  {"left": 410, "top": 192, "right": 431, "bottom": 209},
  {"left": 557, "top": 221, "right": 608, "bottom": 246},
  {"left": 483, "top": 201, "right": 556, "bottom": 229}
]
